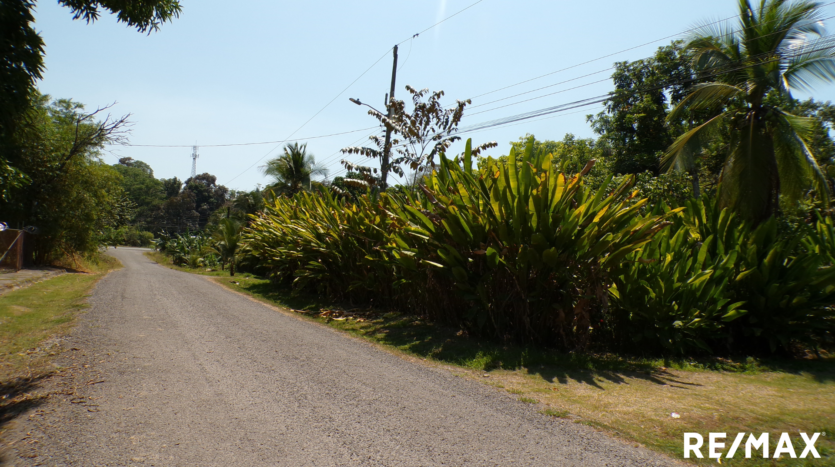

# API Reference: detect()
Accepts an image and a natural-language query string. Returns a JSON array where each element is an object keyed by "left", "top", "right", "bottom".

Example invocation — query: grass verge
[
  {"left": 147, "top": 252, "right": 835, "bottom": 466},
  {"left": 0, "top": 253, "right": 119, "bottom": 432}
]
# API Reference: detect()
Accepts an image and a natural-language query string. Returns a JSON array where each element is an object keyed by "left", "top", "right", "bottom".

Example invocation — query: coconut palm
[
  {"left": 214, "top": 217, "right": 241, "bottom": 276},
  {"left": 663, "top": 0, "right": 834, "bottom": 223},
  {"left": 261, "top": 143, "right": 328, "bottom": 196}
]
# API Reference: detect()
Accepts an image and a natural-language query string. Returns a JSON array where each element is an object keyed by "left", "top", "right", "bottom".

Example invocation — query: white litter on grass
[{"left": 671, "top": 412, "right": 681, "bottom": 419}]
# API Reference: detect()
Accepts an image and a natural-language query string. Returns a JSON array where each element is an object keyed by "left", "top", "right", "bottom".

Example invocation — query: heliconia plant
[
  {"left": 387, "top": 138, "right": 679, "bottom": 349},
  {"left": 242, "top": 137, "right": 835, "bottom": 355},
  {"left": 610, "top": 200, "right": 747, "bottom": 354},
  {"left": 246, "top": 138, "right": 679, "bottom": 350},
  {"left": 245, "top": 189, "right": 398, "bottom": 301}
]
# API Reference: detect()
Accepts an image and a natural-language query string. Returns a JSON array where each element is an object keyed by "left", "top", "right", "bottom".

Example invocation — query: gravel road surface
[{"left": 7, "top": 248, "right": 673, "bottom": 466}]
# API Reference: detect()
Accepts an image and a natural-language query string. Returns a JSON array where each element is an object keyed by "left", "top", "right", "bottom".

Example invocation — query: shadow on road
[{"left": 0, "top": 374, "right": 50, "bottom": 431}]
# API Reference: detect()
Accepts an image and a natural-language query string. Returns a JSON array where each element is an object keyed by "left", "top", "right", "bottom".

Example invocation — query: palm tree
[
  {"left": 663, "top": 0, "right": 833, "bottom": 223},
  {"left": 214, "top": 217, "right": 241, "bottom": 276},
  {"left": 261, "top": 143, "right": 328, "bottom": 196}
]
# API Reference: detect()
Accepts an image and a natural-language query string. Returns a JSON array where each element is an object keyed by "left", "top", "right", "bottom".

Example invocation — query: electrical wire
[
  {"left": 396, "top": 0, "right": 486, "bottom": 46},
  {"left": 458, "top": 2, "right": 835, "bottom": 104},
  {"left": 462, "top": 30, "right": 835, "bottom": 120},
  {"left": 123, "top": 126, "right": 379, "bottom": 148},
  {"left": 224, "top": 0, "right": 487, "bottom": 185},
  {"left": 398, "top": 38, "right": 414, "bottom": 73},
  {"left": 328, "top": 36, "right": 835, "bottom": 180},
  {"left": 141, "top": 4, "right": 835, "bottom": 186},
  {"left": 224, "top": 48, "right": 393, "bottom": 185}
]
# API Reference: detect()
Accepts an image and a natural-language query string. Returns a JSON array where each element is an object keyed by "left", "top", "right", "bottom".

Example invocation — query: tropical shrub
[
  {"left": 613, "top": 198, "right": 835, "bottom": 354},
  {"left": 731, "top": 218, "right": 835, "bottom": 353},
  {"left": 244, "top": 137, "right": 835, "bottom": 355},
  {"left": 611, "top": 200, "right": 746, "bottom": 354},
  {"left": 246, "top": 189, "right": 395, "bottom": 300},
  {"left": 246, "top": 138, "right": 676, "bottom": 350},
  {"left": 387, "top": 140, "right": 677, "bottom": 348}
]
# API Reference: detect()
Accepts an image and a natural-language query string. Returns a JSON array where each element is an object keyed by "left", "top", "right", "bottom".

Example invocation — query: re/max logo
[{"left": 684, "top": 432, "right": 823, "bottom": 459}]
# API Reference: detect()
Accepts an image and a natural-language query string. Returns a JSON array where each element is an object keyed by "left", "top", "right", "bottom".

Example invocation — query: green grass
[
  {"left": 0, "top": 253, "right": 119, "bottom": 433},
  {"left": 541, "top": 408, "right": 570, "bottom": 418},
  {"left": 147, "top": 252, "right": 835, "bottom": 466},
  {"left": 518, "top": 397, "right": 538, "bottom": 404},
  {"left": 0, "top": 254, "right": 119, "bottom": 371}
]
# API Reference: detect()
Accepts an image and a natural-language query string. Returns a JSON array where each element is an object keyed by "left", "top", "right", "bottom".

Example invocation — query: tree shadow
[
  {"left": 0, "top": 375, "right": 50, "bottom": 431},
  {"left": 236, "top": 281, "right": 835, "bottom": 389},
  {"left": 742, "top": 358, "right": 835, "bottom": 384}
]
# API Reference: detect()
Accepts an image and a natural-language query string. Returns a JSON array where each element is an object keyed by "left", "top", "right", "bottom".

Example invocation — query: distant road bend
[{"left": 19, "top": 248, "right": 672, "bottom": 466}]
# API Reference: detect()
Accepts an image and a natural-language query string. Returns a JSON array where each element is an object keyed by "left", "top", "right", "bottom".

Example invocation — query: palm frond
[
  {"left": 773, "top": 109, "right": 831, "bottom": 203},
  {"left": 662, "top": 112, "right": 728, "bottom": 172},
  {"left": 668, "top": 83, "right": 743, "bottom": 119},
  {"left": 783, "top": 42, "right": 835, "bottom": 92}
]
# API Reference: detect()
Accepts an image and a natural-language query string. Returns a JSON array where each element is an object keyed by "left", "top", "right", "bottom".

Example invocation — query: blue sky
[{"left": 33, "top": 0, "right": 835, "bottom": 191}]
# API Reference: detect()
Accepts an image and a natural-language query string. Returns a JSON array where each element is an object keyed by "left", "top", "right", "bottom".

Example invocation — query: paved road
[{"left": 12, "top": 249, "right": 672, "bottom": 466}]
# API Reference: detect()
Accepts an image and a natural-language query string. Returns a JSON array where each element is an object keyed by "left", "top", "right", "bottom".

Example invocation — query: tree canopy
[{"left": 663, "top": 0, "right": 835, "bottom": 223}]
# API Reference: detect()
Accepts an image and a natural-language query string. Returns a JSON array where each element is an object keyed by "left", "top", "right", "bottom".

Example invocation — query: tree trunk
[{"left": 690, "top": 168, "right": 701, "bottom": 198}]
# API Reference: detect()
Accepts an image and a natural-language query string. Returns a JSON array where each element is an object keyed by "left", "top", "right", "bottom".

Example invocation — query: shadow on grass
[
  {"left": 224, "top": 274, "right": 835, "bottom": 390},
  {"left": 235, "top": 282, "right": 697, "bottom": 390},
  {"left": 0, "top": 375, "right": 50, "bottom": 430}
]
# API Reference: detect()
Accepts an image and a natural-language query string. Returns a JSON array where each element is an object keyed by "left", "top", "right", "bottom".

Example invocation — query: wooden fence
[{"left": 0, "top": 230, "right": 32, "bottom": 271}]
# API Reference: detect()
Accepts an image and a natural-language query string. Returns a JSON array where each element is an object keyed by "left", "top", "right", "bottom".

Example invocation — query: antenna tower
[{"left": 190, "top": 146, "right": 199, "bottom": 178}]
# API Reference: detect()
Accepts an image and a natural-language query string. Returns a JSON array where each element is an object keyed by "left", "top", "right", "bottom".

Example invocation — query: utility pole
[
  {"left": 380, "top": 45, "right": 398, "bottom": 190},
  {"left": 190, "top": 145, "right": 199, "bottom": 179}
]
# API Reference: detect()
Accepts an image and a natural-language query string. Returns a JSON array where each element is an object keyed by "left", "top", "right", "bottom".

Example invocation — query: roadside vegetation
[
  {"left": 144, "top": 259, "right": 835, "bottom": 465},
  {"left": 0, "top": 255, "right": 119, "bottom": 434},
  {"left": 147, "top": 1, "right": 835, "bottom": 463},
  {"left": 5, "top": 0, "right": 835, "bottom": 463}
]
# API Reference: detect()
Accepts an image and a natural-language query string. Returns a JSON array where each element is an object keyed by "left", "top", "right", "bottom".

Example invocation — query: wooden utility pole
[{"left": 380, "top": 45, "right": 398, "bottom": 190}]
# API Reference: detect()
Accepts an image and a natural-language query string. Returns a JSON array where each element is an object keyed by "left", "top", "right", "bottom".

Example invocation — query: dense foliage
[
  {"left": 0, "top": 94, "right": 127, "bottom": 262},
  {"left": 664, "top": 0, "right": 835, "bottom": 223},
  {"left": 244, "top": 138, "right": 835, "bottom": 355}
]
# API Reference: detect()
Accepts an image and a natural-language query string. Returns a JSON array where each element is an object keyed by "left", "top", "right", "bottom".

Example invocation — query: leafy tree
[
  {"left": 508, "top": 133, "right": 606, "bottom": 176},
  {"left": 183, "top": 173, "right": 228, "bottom": 229},
  {"left": 112, "top": 158, "right": 165, "bottom": 228},
  {"left": 161, "top": 176, "right": 183, "bottom": 198},
  {"left": 152, "top": 191, "right": 199, "bottom": 233},
  {"left": 663, "top": 0, "right": 835, "bottom": 223},
  {"left": 261, "top": 143, "right": 328, "bottom": 196},
  {"left": 0, "top": 0, "right": 180, "bottom": 128},
  {"left": 0, "top": 0, "right": 181, "bottom": 190},
  {"left": 228, "top": 187, "right": 266, "bottom": 221},
  {"left": 0, "top": 0, "right": 44, "bottom": 138},
  {"left": 0, "top": 94, "right": 127, "bottom": 262},
  {"left": 588, "top": 42, "right": 697, "bottom": 176}
]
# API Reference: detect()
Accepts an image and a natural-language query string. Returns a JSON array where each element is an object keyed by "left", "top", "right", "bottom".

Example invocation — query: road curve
[{"left": 16, "top": 249, "right": 672, "bottom": 466}]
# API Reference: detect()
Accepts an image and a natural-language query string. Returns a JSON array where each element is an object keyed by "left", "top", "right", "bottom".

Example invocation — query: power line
[
  {"left": 465, "top": 67, "right": 614, "bottom": 110},
  {"left": 328, "top": 36, "right": 835, "bottom": 179},
  {"left": 396, "top": 0, "right": 486, "bottom": 46},
  {"left": 458, "top": 2, "right": 835, "bottom": 104},
  {"left": 224, "top": 0, "right": 487, "bottom": 186},
  {"left": 123, "top": 126, "right": 378, "bottom": 148},
  {"left": 224, "top": 49, "right": 393, "bottom": 185},
  {"left": 461, "top": 29, "right": 835, "bottom": 120},
  {"left": 243, "top": 5, "right": 835, "bottom": 185}
]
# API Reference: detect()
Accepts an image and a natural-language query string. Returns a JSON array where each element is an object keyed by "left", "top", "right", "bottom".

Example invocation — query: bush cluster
[{"left": 244, "top": 139, "right": 835, "bottom": 356}]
